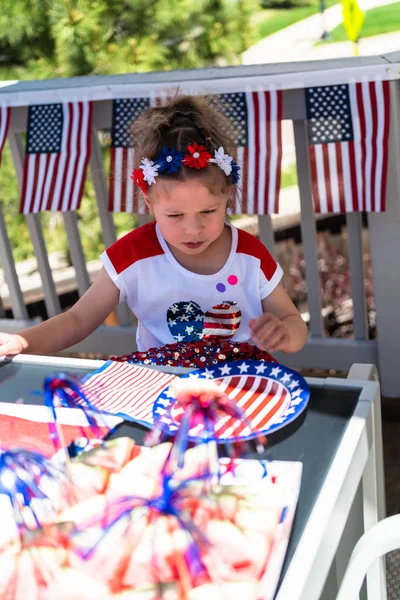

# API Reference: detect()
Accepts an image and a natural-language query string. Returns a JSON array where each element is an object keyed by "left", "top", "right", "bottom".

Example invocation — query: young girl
[{"left": 0, "top": 95, "right": 308, "bottom": 364}]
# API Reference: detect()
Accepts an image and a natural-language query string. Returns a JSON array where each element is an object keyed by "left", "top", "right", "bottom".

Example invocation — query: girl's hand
[
  {"left": 249, "top": 313, "right": 290, "bottom": 353},
  {"left": 0, "top": 333, "right": 28, "bottom": 357}
]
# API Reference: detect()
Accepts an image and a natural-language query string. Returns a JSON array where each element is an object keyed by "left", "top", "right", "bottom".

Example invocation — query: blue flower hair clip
[
  {"left": 156, "top": 146, "right": 185, "bottom": 174},
  {"left": 231, "top": 161, "right": 240, "bottom": 184}
]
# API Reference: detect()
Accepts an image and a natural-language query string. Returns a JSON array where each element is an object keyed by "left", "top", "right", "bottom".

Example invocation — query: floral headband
[{"left": 131, "top": 142, "right": 240, "bottom": 194}]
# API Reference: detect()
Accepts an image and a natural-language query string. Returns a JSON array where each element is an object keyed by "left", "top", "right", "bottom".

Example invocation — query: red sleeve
[
  {"left": 105, "top": 222, "right": 163, "bottom": 275},
  {"left": 236, "top": 227, "right": 278, "bottom": 280}
]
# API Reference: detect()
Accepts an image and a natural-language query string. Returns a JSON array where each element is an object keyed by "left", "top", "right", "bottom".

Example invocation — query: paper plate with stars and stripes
[{"left": 152, "top": 360, "right": 310, "bottom": 442}]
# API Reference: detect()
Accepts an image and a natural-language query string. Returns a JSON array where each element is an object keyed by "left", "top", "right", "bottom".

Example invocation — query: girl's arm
[
  {"left": 249, "top": 283, "right": 308, "bottom": 354},
  {"left": 0, "top": 268, "right": 120, "bottom": 356}
]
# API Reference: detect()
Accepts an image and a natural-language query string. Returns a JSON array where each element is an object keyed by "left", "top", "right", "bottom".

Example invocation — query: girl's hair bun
[
  {"left": 129, "top": 93, "right": 237, "bottom": 197},
  {"left": 130, "top": 94, "right": 234, "bottom": 160}
]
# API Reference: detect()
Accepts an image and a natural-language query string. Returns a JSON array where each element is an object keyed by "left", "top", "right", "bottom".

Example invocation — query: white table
[{"left": 0, "top": 355, "right": 386, "bottom": 600}]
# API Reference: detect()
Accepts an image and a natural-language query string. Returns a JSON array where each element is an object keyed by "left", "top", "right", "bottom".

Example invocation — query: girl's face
[{"left": 146, "top": 180, "right": 229, "bottom": 257}]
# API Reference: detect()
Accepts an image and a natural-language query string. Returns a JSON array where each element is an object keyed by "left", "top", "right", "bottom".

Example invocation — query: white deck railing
[{"left": 0, "top": 51, "right": 400, "bottom": 395}]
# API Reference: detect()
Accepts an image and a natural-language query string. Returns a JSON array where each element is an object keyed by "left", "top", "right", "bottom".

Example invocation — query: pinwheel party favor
[
  {"left": 43, "top": 373, "right": 115, "bottom": 456},
  {"left": 146, "top": 377, "right": 266, "bottom": 464}
]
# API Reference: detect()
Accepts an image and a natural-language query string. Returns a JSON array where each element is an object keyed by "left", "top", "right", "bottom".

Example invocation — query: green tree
[
  {"left": 0, "top": 0, "right": 259, "bottom": 263},
  {"left": 0, "top": 0, "right": 54, "bottom": 68},
  {"left": 0, "top": 0, "right": 260, "bottom": 79},
  {"left": 260, "top": 0, "right": 311, "bottom": 7}
]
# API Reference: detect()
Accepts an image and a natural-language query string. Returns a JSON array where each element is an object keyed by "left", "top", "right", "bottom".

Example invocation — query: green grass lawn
[
  {"left": 281, "top": 162, "right": 298, "bottom": 188},
  {"left": 253, "top": 0, "right": 337, "bottom": 41},
  {"left": 326, "top": 2, "right": 400, "bottom": 42}
]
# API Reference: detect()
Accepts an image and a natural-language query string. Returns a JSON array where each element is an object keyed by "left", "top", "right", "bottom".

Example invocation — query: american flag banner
[
  {"left": 80, "top": 360, "right": 177, "bottom": 424},
  {"left": 0, "top": 107, "right": 10, "bottom": 165},
  {"left": 109, "top": 97, "right": 157, "bottom": 213},
  {"left": 108, "top": 91, "right": 283, "bottom": 215},
  {"left": 306, "top": 81, "right": 390, "bottom": 213},
  {"left": 213, "top": 91, "right": 283, "bottom": 215},
  {"left": 20, "top": 101, "right": 93, "bottom": 214}
]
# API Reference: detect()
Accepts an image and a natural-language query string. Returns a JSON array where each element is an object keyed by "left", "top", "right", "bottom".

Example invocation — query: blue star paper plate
[{"left": 152, "top": 360, "right": 310, "bottom": 442}]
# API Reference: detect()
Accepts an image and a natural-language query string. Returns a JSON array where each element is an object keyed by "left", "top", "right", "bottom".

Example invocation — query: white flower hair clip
[{"left": 209, "top": 147, "right": 233, "bottom": 176}]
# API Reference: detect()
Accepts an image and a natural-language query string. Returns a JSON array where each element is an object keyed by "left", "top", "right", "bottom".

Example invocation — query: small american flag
[
  {"left": 214, "top": 91, "right": 283, "bottom": 215},
  {"left": 20, "top": 101, "right": 93, "bottom": 214},
  {"left": 0, "top": 107, "right": 10, "bottom": 164},
  {"left": 108, "top": 91, "right": 283, "bottom": 215},
  {"left": 306, "top": 81, "right": 390, "bottom": 213},
  {"left": 109, "top": 97, "right": 154, "bottom": 213},
  {"left": 81, "top": 361, "right": 176, "bottom": 424}
]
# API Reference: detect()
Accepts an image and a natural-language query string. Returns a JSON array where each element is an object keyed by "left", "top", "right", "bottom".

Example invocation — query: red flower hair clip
[
  {"left": 131, "top": 168, "right": 148, "bottom": 194},
  {"left": 183, "top": 142, "right": 212, "bottom": 170}
]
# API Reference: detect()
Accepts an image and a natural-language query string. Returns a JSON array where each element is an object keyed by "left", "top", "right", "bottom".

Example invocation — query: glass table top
[{"left": 0, "top": 358, "right": 362, "bottom": 590}]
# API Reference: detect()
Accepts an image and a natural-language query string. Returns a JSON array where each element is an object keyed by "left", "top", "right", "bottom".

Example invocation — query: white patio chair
[
  {"left": 336, "top": 514, "right": 400, "bottom": 600},
  {"left": 335, "top": 363, "right": 389, "bottom": 600}
]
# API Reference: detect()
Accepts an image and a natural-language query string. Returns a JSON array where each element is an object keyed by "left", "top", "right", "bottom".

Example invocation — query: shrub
[{"left": 260, "top": 0, "right": 312, "bottom": 8}]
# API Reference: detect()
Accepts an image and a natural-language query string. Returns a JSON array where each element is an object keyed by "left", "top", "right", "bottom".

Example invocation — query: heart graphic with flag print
[
  {"left": 167, "top": 300, "right": 242, "bottom": 343},
  {"left": 167, "top": 301, "right": 204, "bottom": 343},
  {"left": 203, "top": 301, "right": 242, "bottom": 340}
]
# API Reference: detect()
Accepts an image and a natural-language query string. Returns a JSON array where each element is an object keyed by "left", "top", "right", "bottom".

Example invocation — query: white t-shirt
[{"left": 100, "top": 222, "right": 283, "bottom": 351}]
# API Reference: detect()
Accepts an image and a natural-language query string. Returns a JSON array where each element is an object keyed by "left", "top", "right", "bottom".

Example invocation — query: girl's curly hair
[{"left": 129, "top": 93, "right": 238, "bottom": 198}]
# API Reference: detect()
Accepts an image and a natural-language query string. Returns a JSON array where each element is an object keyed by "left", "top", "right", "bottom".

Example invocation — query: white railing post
[
  {"left": 8, "top": 131, "right": 61, "bottom": 318},
  {"left": 367, "top": 79, "right": 400, "bottom": 397},
  {"left": 346, "top": 212, "right": 368, "bottom": 341},
  {"left": 258, "top": 214, "right": 276, "bottom": 259},
  {"left": 0, "top": 200, "right": 28, "bottom": 319},
  {"left": 62, "top": 212, "right": 91, "bottom": 297},
  {"left": 90, "top": 123, "right": 133, "bottom": 327},
  {"left": 293, "top": 119, "right": 324, "bottom": 338}
]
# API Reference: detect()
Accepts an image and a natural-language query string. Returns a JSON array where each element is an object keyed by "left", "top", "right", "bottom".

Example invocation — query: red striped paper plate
[{"left": 152, "top": 360, "right": 310, "bottom": 442}]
